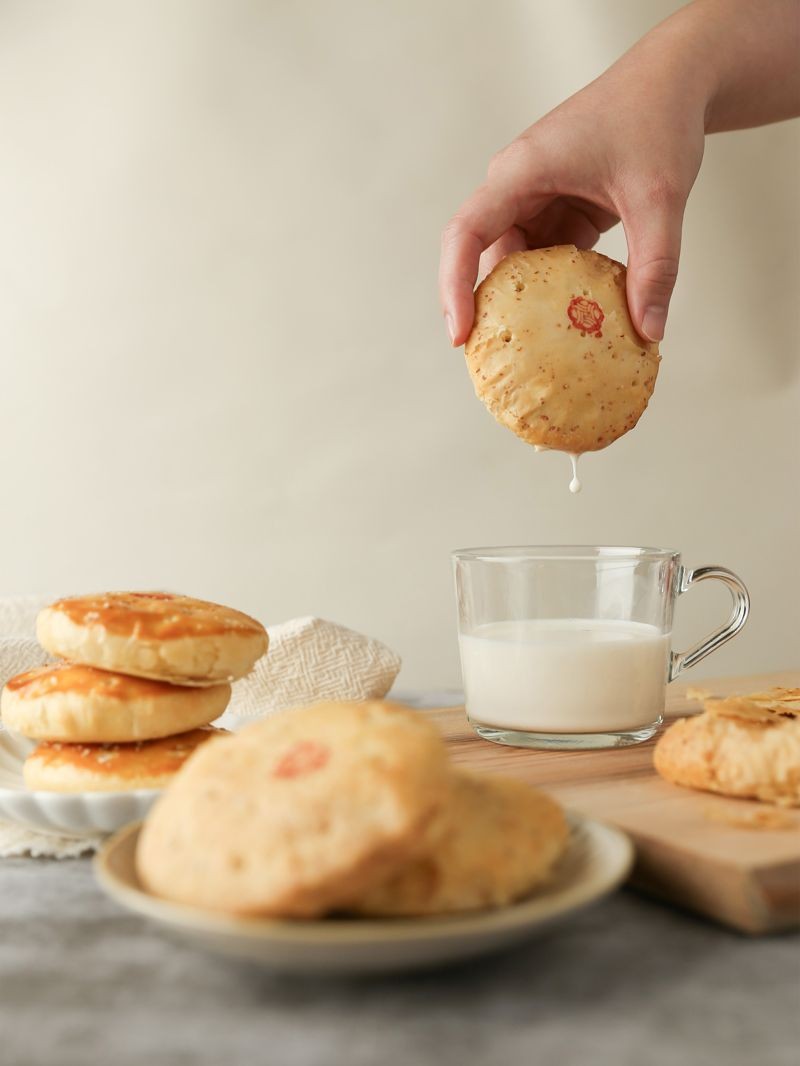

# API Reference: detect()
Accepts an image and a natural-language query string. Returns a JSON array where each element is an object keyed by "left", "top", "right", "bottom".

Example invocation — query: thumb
[{"left": 622, "top": 195, "right": 684, "bottom": 342}]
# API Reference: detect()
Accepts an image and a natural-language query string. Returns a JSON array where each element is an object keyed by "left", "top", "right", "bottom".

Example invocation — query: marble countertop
[
  {"left": 2, "top": 857, "right": 798, "bottom": 1066},
  {"left": 1, "top": 692, "right": 798, "bottom": 1066}
]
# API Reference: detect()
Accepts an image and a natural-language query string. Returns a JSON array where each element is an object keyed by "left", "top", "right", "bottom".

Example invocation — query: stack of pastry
[
  {"left": 137, "top": 699, "right": 569, "bottom": 918},
  {"left": 0, "top": 592, "right": 268, "bottom": 792},
  {"left": 654, "top": 687, "right": 800, "bottom": 807}
]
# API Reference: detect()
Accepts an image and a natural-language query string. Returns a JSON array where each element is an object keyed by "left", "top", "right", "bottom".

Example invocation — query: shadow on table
[{"left": 234, "top": 888, "right": 790, "bottom": 1011}]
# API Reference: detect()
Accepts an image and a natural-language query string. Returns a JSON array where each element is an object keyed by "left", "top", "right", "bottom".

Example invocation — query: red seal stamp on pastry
[
  {"left": 273, "top": 740, "right": 330, "bottom": 779},
  {"left": 566, "top": 296, "right": 604, "bottom": 336}
]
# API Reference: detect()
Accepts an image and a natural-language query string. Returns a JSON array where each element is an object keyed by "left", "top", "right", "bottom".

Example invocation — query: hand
[
  {"left": 439, "top": 38, "right": 708, "bottom": 347},
  {"left": 440, "top": 0, "right": 800, "bottom": 349}
]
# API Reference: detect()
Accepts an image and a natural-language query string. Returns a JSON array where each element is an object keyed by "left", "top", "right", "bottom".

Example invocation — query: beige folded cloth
[
  {"left": 224, "top": 615, "right": 401, "bottom": 721},
  {"left": 0, "top": 594, "right": 52, "bottom": 639},
  {"left": 0, "top": 597, "right": 401, "bottom": 856}
]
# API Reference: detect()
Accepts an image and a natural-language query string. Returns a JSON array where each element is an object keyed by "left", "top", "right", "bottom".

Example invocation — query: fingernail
[
  {"left": 445, "top": 312, "right": 456, "bottom": 345},
  {"left": 642, "top": 307, "right": 666, "bottom": 342}
]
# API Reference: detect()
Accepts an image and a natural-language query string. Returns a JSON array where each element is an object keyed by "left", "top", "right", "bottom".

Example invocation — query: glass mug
[{"left": 452, "top": 546, "right": 749, "bottom": 750}]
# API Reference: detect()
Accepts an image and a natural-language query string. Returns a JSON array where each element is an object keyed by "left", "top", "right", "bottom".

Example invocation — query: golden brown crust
[
  {"left": 654, "top": 712, "right": 800, "bottom": 807},
  {"left": 1, "top": 662, "right": 230, "bottom": 742},
  {"left": 692, "top": 686, "right": 800, "bottom": 724},
  {"left": 23, "top": 726, "right": 227, "bottom": 792},
  {"left": 47, "top": 592, "right": 265, "bottom": 639},
  {"left": 136, "top": 701, "right": 452, "bottom": 917},
  {"left": 465, "top": 246, "right": 660, "bottom": 453},
  {"left": 37, "top": 593, "right": 268, "bottom": 686},
  {"left": 350, "top": 770, "right": 569, "bottom": 916},
  {"left": 5, "top": 662, "right": 189, "bottom": 699}
]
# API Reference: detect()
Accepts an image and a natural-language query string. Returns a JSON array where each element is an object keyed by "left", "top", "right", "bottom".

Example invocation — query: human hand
[{"left": 439, "top": 27, "right": 710, "bottom": 347}]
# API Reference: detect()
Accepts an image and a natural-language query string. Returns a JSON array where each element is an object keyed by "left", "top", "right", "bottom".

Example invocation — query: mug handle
[{"left": 669, "top": 565, "right": 750, "bottom": 682}]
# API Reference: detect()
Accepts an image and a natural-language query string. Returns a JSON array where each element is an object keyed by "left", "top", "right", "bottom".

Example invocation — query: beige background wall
[{"left": 0, "top": 1, "right": 797, "bottom": 690}]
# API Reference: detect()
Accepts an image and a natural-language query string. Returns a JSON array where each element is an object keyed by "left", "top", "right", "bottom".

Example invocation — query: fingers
[
  {"left": 438, "top": 185, "right": 520, "bottom": 346},
  {"left": 439, "top": 182, "right": 551, "bottom": 346},
  {"left": 621, "top": 187, "right": 685, "bottom": 342},
  {"left": 471, "top": 201, "right": 619, "bottom": 326},
  {"left": 524, "top": 197, "right": 618, "bottom": 250},
  {"left": 479, "top": 226, "right": 527, "bottom": 283},
  {"left": 522, "top": 201, "right": 602, "bottom": 252}
]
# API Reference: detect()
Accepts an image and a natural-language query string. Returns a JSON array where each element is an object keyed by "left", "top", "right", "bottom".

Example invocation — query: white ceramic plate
[
  {"left": 0, "top": 728, "right": 160, "bottom": 836},
  {"left": 95, "top": 815, "right": 634, "bottom": 975}
]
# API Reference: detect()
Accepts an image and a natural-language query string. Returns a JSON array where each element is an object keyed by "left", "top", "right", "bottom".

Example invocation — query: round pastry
[
  {"left": 36, "top": 592, "right": 268, "bottom": 686},
  {"left": 464, "top": 246, "right": 661, "bottom": 453},
  {"left": 23, "top": 726, "right": 228, "bottom": 792},
  {"left": 137, "top": 700, "right": 451, "bottom": 917},
  {"left": 654, "top": 712, "right": 800, "bottom": 806},
  {"left": 351, "top": 770, "right": 569, "bottom": 916},
  {"left": 1, "top": 662, "right": 230, "bottom": 743}
]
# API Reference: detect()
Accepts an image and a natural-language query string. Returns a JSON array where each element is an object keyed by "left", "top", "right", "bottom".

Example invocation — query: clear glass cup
[{"left": 452, "top": 546, "right": 749, "bottom": 750}]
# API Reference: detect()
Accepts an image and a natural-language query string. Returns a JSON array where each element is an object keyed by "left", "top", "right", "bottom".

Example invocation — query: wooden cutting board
[{"left": 427, "top": 670, "right": 800, "bottom": 935}]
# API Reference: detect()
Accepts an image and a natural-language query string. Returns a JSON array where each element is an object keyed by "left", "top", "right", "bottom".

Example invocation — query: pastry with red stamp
[
  {"left": 566, "top": 295, "right": 604, "bottom": 336},
  {"left": 137, "top": 700, "right": 451, "bottom": 917},
  {"left": 464, "top": 245, "right": 660, "bottom": 454}
]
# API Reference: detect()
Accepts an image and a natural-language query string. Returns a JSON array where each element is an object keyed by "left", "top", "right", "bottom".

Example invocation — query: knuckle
[
  {"left": 641, "top": 174, "right": 684, "bottom": 209},
  {"left": 618, "top": 174, "right": 686, "bottom": 216},
  {"left": 442, "top": 186, "right": 491, "bottom": 247},
  {"left": 486, "top": 148, "right": 509, "bottom": 182},
  {"left": 638, "top": 255, "right": 680, "bottom": 292},
  {"left": 486, "top": 139, "right": 529, "bottom": 182},
  {"left": 441, "top": 214, "right": 468, "bottom": 245}
]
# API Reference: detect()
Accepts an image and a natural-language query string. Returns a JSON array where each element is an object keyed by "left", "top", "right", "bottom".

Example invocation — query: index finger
[{"left": 439, "top": 183, "right": 550, "bottom": 346}]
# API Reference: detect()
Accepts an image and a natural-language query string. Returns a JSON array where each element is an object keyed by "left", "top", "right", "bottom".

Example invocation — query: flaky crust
[
  {"left": 654, "top": 712, "right": 800, "bottom": 806},
  {"left": 687, "top": 686, "right": 800, "bottom": 724},
  {"left": 1, "top": 662, "right": 230, "bottom": 742},
  {"left": 136, "top": 701, "right": 452, "bottom": 917},
  {"left": 351, "top": 769, "right": 569, "bottom": 916},
  {"left": 23, "top": 727, "right": 226, "bottom": 792},
  {"left": 37, "top": 592, "right": 268, "bottom": 686},
  {"left": 465, "top": 246, "right": 660, "bottom": 453}
]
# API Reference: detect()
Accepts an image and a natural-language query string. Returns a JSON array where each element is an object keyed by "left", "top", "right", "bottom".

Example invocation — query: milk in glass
[{"left": 459, "top": 618, "right": 670, "bottom": 734}]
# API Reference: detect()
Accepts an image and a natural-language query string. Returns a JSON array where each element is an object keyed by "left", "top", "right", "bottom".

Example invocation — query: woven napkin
[
  {"left": 223, "top": 616, "right": 401, "bottom": 720},
  {"left": 0, "top": 596, "right": 401, "bottom": 858}
]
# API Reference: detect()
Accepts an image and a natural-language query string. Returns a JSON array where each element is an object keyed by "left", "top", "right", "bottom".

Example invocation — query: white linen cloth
[
  {"left": 223, "top": 615, "right": 402, "bottom": 720},
  {"left": 0, "top": 596, "right": 401, "bottom": 857}
]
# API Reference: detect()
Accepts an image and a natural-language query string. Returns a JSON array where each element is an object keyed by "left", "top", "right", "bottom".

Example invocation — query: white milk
[
  {"left": 567, "top": 453, "right": 581, "bottom": 494},
  {"left": 459, "top": 619, "right": 670, "bottom": 734},
  {"left": 533, "top": 446, "right": 583, "bottom": 494}
]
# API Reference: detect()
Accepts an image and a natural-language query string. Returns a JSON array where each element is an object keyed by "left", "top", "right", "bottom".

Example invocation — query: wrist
[
  {"left": 634, "top": 0, "right": 800, "bottom": 134},
  {"left": 627, "top": 8, "right": 721, "bottom": 132}
]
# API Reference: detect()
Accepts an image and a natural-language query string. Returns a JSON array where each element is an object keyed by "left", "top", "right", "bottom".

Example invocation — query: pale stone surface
[
  {"left": 1, "top": 841, "right": 798, "bottom": 1065},
  {"left": 2, "top": 692, "right": 798, "bottom": 1065}
]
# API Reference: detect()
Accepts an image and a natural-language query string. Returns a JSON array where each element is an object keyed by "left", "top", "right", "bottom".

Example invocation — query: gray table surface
[{"left": 2, "top": 694, "right": 799, "bottom": 1066}]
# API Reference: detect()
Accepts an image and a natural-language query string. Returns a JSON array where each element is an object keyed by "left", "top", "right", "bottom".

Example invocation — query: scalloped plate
[
  {"left": 95, "top": 815, "right": 634, "bottom": 975},
  {"left": 0, "top": 728, "right": 159, "bottom": 836}
]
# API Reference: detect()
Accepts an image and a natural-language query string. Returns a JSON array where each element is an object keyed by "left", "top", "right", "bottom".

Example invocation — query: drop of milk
[
  {"left": 568, "top": 453, "right": 581, "bottom": 494},
  {"left": 532, "top": 445, "right": 582, "bottom": 493}
]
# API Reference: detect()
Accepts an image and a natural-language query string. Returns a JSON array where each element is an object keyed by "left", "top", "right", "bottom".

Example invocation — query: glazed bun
[
  {"left": 1, "top": 662, "right": 230, "bottom": 742},
  {"left": 37, "top": 592, "right": 268, "bottom": 686},
  {"left": 465, "top": 246, "right": 660, "bottom": 453},
  {"left": 23, "top": 727, "right": 227, "bottom": 792}
]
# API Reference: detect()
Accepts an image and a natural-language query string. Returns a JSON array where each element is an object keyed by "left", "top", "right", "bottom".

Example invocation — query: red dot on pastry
[
  {"left": 567, "top": 296, "right": 604, "bottom": 336},
  {"left": 272, "top": 740, "right": 330, "bottom": 779}
]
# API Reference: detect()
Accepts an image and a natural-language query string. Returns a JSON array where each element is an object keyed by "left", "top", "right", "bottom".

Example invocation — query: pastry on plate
[
  {"left": 654, "top": 687, "right": 800, "bottom": 806},
  {"left": 1, "top": 662, "right": 230, "bottom": 743},
  {"left": 136, "top": 700, "right": 451, "bottom": 917},
  {"left": 351, "top": 769, "right": 569, "bottom": 916},
  {"left": 23, "top": 726, "right": 227, "bottom": 792},
  {"left": 464, "top": 245, "right": 660, "bottom": 453},
  {"left": 37, "top": 592, "right": 268, "bottom": 686}
]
